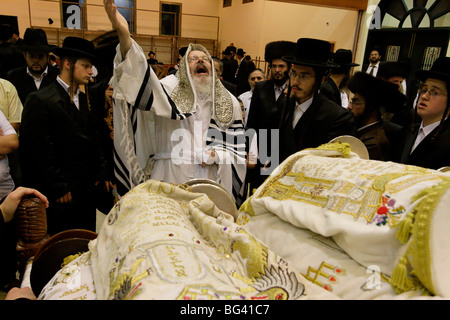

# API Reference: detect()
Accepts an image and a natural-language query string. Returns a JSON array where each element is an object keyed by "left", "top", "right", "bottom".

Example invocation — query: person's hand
[
  {"left": 1, "top": 187, "right": 49, "bottom": 223},
  {"left": 5, "top": 287, "right": 36, "bottom": 300},
  {"left": 104, "top": 0, "right": 132, "bottom": 57},
  {"left": 56, "top": 192, "right": 72, "bottom": 204},
  {"left": 105, "top": 85, "right": 113, "bottom": 104},
  {"left": 201, "top": 149, "right": 217, "bottom": 167}
]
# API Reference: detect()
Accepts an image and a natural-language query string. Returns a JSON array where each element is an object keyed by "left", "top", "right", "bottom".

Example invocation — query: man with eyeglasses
[
  {"left": 347, "top": 72, "right": 405, "bottom": 161},
  {"left": 7, "top": 28, "right": 59, "bottom": 105},
  {"left": 104, "top": 0, "right": 246, "bottom": 203},
  {"left": 400, "top": 57, "right": 450, "bottom": 170},
  {"left": 279, "top": 38, "right": 356, "bottom": 163}
]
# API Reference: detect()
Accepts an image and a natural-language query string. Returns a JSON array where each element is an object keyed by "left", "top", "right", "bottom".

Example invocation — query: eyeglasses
[
  {"left": 187, "top": 55, "right": 211, "bottom": 63},
  {"left": 290, "top": 70, "right": 315, "bottom": 81},
  {"left": 349, "top": 99, "right": 365, "bottom": 105},
  {"left": 418, "top": 87, "right": 448, "bottom": 98}
]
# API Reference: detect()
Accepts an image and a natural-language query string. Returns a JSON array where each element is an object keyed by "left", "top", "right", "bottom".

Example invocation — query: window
[
  {"left": 223, "top": 0, "right": 232, "bottom": 8},
  {"left": 243, "top": 0, "right": 253, "bottom": 3},
  {"left": 161, "top": 3, "right": 181, "bottom": 36},
  {"left": 115, "top": 0, "right": 135, "bottom": 33}
]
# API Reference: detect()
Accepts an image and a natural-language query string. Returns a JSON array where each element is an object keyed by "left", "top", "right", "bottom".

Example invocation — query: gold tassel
[
  {"left": 61, "top": 252, "right": 83, "bottom": 268},
  {"left": 390, "top": 256, "right": 415, "bottom": 294},
  {"left": 395, "top": 211, "right": 415, "bottom": 244}
]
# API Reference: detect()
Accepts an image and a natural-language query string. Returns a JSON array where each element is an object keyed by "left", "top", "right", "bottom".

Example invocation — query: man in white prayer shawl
[{"left": 104, "top": 0, "right": 246, "bottom": 203}]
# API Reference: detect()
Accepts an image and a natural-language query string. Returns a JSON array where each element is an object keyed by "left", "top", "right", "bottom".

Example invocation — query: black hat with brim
[
  {"left": 22, "top": 28, "right": 51, "bottom": 53},
  {"left": 332, "top": 49, "right": 359, "bottom": 67},
  {"left": 415, "top": 57, "right": 450, "bottom": 84},
  {"left": 52, "top": 36, "right": 98, "bottom": 64},
  {"left": 282, "top": 38, "right": 339, "bottom": 69},
  {"left": 377, "top": 61, "right": 411, "bottom": 79}
]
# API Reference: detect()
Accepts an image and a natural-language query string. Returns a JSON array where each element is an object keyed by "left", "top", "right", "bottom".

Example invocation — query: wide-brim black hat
[
  {"left": 22, "top": 28, "right": 51, "bottom": 53},
  {"left": 282, "top": 38, "right": 339, "bottom": 69},
  {"left": 264, "top": 40, "right": 295, "bottom": 63},
  {"left": 348, "top": 71, "right": 406, "bottom": 113},
  {"left": 377, "top": 61, "right": 411, "bottom": 79},
  {"left": 52, "top": 36, "right": 98, "bottom": 63},
  {"left": 237, "top": 48, "right": 246, "bottom": 56},
  {"left": 332, "top": 49, "right": 359, "bottom": 67},
  {"left": 416, "top": 57, "right": 450, "bottom": 83}
]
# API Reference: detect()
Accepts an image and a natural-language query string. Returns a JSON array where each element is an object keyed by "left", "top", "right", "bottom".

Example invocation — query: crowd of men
[{"left": 0, "top": 0, "right": 449, "bottom": 296}]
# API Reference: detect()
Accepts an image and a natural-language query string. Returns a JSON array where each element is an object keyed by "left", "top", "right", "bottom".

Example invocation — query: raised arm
[{"left": 104, "top": 0, "right": 132, "bottom": 58}]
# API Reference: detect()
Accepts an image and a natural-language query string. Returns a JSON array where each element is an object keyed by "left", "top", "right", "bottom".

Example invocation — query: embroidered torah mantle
[
  {"left": 238, "top": 144, "right": 450, "bottom": 297},
  {"left": 89, "top": 180, "right": 338, "bottom": 300}
]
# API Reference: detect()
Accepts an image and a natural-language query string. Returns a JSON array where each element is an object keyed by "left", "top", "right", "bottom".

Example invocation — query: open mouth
[{"left": 195, "top": 64, "right": 209, "bottom": 75}]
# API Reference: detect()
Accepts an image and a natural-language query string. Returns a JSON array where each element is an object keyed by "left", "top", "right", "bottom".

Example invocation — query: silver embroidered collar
[{"left": 170, "top": 43, "right": 234, "bottom": 127}]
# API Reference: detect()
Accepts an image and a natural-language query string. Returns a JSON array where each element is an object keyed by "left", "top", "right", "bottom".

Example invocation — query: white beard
[{"left": 192, "top": 75, "right": 213, "bottom": 103}]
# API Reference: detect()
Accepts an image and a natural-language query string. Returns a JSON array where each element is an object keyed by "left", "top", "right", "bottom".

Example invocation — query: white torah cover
[
  {"left": 238, "top": 142, "right": 450, "bottom": 298},
  {"left": 88, "top": 180, "right": 338, "bottom": 300}
]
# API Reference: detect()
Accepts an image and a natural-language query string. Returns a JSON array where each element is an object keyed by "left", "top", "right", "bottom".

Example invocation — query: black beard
[{"left": 273, "top": 76, "right": 288, "bottom": 87}]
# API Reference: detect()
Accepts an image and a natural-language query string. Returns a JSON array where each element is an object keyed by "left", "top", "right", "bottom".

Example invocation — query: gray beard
[{"left": 193, "top": 76, "right": 213, "bottom": 102}]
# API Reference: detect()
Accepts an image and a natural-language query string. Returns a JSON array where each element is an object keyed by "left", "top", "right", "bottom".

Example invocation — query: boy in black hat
[
  {"left": 320, "top": 48, "right": 359, "bottom": 107},
  {"left": 7, "top": 28, "right": 59, "bottom": 105},
  {"left": 19, "top": 36, "right": 113, "bottom": 235},
  {"left": 400, "top": 57, "right": 450, "bottom": 170},
  {"left": 279, "top": 38, "right": 356, "bottom": 163}
]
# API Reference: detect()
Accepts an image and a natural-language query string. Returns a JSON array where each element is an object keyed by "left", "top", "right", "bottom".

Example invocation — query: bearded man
[
  {"left": 104, "top": 0, "right": 246, "bottom": 202},
  {"left": 363, "top": 46, "right": 382, "bottom": 77},
  {"left": 7, "top": 28, "right": 59, "bottom": 105}
]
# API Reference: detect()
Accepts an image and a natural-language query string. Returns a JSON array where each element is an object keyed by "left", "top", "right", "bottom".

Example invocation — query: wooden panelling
[{"left": 268, "top": 0, "right": 368, "bottom": 11}]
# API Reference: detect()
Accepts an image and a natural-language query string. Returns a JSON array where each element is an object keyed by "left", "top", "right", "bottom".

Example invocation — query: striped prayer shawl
[{"left": 111, "top": 40, "right": 246, "bottom": 204}]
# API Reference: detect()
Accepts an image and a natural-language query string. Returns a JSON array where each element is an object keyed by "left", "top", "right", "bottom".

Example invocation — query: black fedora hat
[
  {"left": 264, "top": 40, "right": 295, "bottom": 63},
  {"left": 283, "top": 38, "right": 339, "bottom": 69},
  {"left": 222, "top": 47, "right": 233, "bottom": 55},
  {"left": 52, "top": 36, "right": 98, "bottom": 63},
  {"left": 332, "top": 49, "right": 359, "bottom": 67},
  {"left": 22, "top": 28, "right": 51, "bottom": 53},
  {"left": 377, "top": 61, "right": 411, "bottom": 80},
  {"left": 237, "top": 48, "right": 246, "bottom": 56},
  {"left": 416, "top": 57, "right": 450, "bottom": 83}
]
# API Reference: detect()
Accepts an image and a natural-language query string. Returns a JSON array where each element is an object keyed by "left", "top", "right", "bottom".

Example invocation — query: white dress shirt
[
  {"left": 366, "top": 62, "right": 380, "bottom": 77},
  {"left": 27, "top": 66, "right": 49, "bottom": 89},
  {"left": 292, "top": 97, "right": 313, "bottom": 128},
  {"left": 411, "top": 121, "right": 441, "bottom": 153},
  {"left": 274, "top": 82, "right": 287, "bottom": 101},
  {"left": 56, "top": 76, "right": 81, "bottom": 109}
]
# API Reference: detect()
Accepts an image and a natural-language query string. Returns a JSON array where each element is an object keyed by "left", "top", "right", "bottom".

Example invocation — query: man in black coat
[
  {"left": 320, "top": 49, "right": 359, "bottom": 108},
  {"left": 0, "top": 24, "right": 25, "bottom": 79},
  {"left": 7, "top": 28, "right": 59, "bottom": 105},
  {"left": 244, "top": 40, "right": 295, "bottom": 195},
  {"left": 347, "top": 72, "right": 406, "bottom": 162},
  {"left": 19, "top": 37, "right": 112, "bottom": 235},
  {"left": 400, "top": 57, "right": 450, "bottom": 171},
  {"left": 279, "top": 38, "right": 357, "bottom": 163},
  {"left": 235, "top": 48, "right": 255, "bottom": 96}
]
